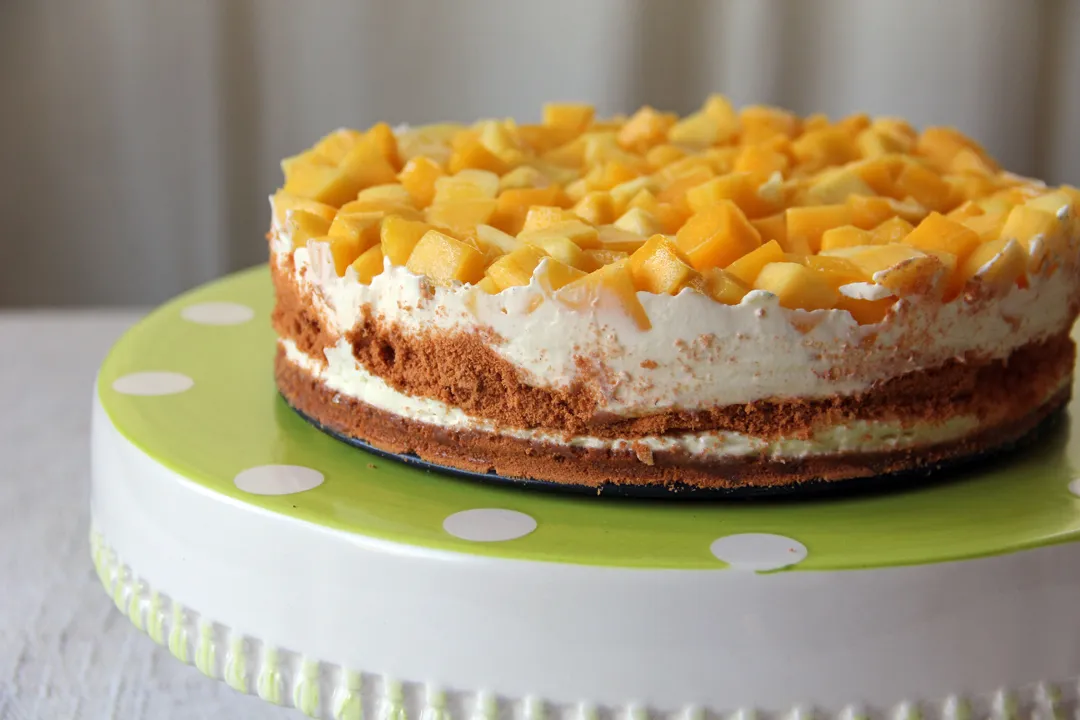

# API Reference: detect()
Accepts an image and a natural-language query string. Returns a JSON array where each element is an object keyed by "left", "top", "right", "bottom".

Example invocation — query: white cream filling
[
  {"left": 271, "top": 189, "right": 1079, "bottom": 418},
  {"left": 283, "top": 337, "right": 985, "bottom": 461}
]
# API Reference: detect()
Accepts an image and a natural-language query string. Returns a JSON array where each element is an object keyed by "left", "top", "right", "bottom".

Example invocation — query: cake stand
[{"left": 91, "top": 265, "right": 1080, "bottom": 720}]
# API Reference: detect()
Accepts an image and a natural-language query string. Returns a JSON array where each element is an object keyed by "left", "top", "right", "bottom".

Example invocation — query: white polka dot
[
  {"left": 1069, "top": 479, "right": 1080, "bottom": 497},
  {"left": 710, "top": 533, "right": 807, "bottom": 572},
  {"left": 112, "top": 371, "right": 194, "bottom": 396},
  {"left": 443, "top": 509, "right": 537, "bottom": 542},
  {"left": 234, "top": 465, "right": 324, "bottom": 495},
  {"left": 181, "top": 301, "right": 255, "bottom": 325}
]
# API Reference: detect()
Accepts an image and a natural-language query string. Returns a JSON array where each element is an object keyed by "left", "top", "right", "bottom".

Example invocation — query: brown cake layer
[
  {"left": 272, "top": 256, "right": 1076, "bottom": 441},
  {"left": 275, "top": 347, "right": 1070, "bottom": 490}
]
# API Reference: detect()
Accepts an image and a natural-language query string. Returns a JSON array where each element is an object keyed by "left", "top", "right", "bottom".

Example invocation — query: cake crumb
[
  {"left": 640, "top": 359, "right": 658, "bottom": 370},
  {"left": 632, "top": 441, "right": 655, "bottom": 466}
]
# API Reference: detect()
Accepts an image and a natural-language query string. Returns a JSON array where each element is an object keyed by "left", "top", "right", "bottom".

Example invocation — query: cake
[{"left": 268, "top": 97, "right": 1080, "bottom": 492}]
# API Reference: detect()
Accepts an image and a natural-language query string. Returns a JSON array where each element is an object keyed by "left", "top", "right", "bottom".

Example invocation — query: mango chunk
[
  {"left": 537, "top": 258, "right": 588, "bottom": 291},
  {"left": 701, "top": 94, "right": 740, "bottom": 140},
  {"left": 999, "top": 205, "right": 1062, "bottom": 254},
  {"left": 836, "top": 295, "right": 895, "bottom": 325},
  {"left": 901, "top": 212, "right": 981, "bottom": 263},
  {"left": 804, "top": 167, "right": 874, "bottom": 205},
  {"left": 724, "top": 239, "right": 786, "bottom": 286},
  {"left": 821, "top": 243, "right": 926, "bottom": 277},
  {"left": 628, "top": 235, "right": 697, "bottom": 295},
  {"left": 474, "top": 223, "right": 521, "bottom": 255},
  {"left": 270, "top": 192, "right": 337, "bottom": 228},
  {"left": 646, "top": 144, "right": 688, "bottom": 170},
  {"left": 328, "top": 210, "right": 383, "bottom": 248},
  {"left": 785, "top": 205, "right": 852, "bottom": 253},
  {"left": 405, "top": 230, "right": 487, "bottom": 284},
  {"left": 916, "top": 127, "right": 998, "bottom": 174},
  {"left": 286, "top": 209, "right": 333, "bottom": 249},
  {"left": 893, "top": 160, "right": 952, "bottom": 212},
  {"left": 754, "top": 262, "right": 839, "bottom": 311},
  {"left": 485, "top": 245, "right": 548, "bottom": 290},
  {"left": 611, "top": 207, "right": 659, "bottom": 237},
  {"left": 610, "top": 177, "right": 656, "bottom": 213},
  {"left": 596, "top": 225, "right": 647, "bottom": 254},
  {"left": 337, "top": 136, "right": 401, "bottom": 193},
  {"left": 572, "top": 191, "right": 615, "bottom": 226},
  {"left": 499, "top": 165, "right": 550, "bottom": 190},
  {"left": 791, "top": 127, "right": 859, "bottom": 173},
  {"left": 740, "top": 105, "right": 800, "bottom": 144},
  {"left": 519, "top": 230, "right": 594, "bottom": 271},
  {"left": 798, "top": 255, "right": 869, "bottom": 289},
  {"left": 958, "top": 238, "right": 1027, "bottom": 292},
  {"left": 750, "top": 213, "right": 789, "bottom": 246},
  {"left": 311, "top": 128, "right": 364, "bottom": 164},
  {"left": 1026, "top": 190, "right": 1076, "bottom": 218},
  {"left": 685, "top": 172, "right": 782, "bottom": 219},
  {"left": 556, "top": 259, "right": 651, "bottom": 330},
  {"left": 820, "top": 225, "right": 873, "bottom": 252},
  {"left": 424, "top": 198, "right": 498, "bottom": 235},
  {"left": 448, "top": 137, "right": 511, "bottom": 175},
  {"left": 354, "top": 183, "right": 413, "bottom": 207},
  {"left": 542, "top": 103, "right": 595, "bottom": 132},
  {"left": 522, "top": 205, "right": 574, "bottom": 232},
  {"left": 617, "top": 106, "right": 676, "bottom": 152},
  {"left": 871, "top": 217, "right": 915, "bottom": 245},
  {"left": 282, "top": 162, "right": 364, "bottom": 207},
  {"left": 668, "top": 111, "right": 724, "bottom": 147},
  {"left": 847, "top": 196, "right": 897, "bottom": 230},
  {"left": 491, "top": 186, "right": 566, "bottom": 234},
  {"left": 325, "top": 235, "right": 363, "bottom": 277},
  {"left": 687, "top": 268, "right": 749, "bottom": 305},
  {"left": 381, "top": 216, "right": 434, "bottom": 266},
  {"left": 476, "top": 276, "right": 500, "bottom": 294},
  {"left": 523, "top": 219, "right": 599, "bottom": 248},
  {"left": 675, "top": 201, "right": 762, "bottom": 271},
  {"left": 734, "top": 143, "right": 790, "bottom": 180},
  {"left": 583, "top": 248, "right": 630, "bottom": 267},
  {"left": 433, "top": 170, "right": 500, "bottom": 204},
  {"left": 856, "top": 128, "right": 908, "bottom": 159},
  {"left": 871, "top": 118, "right": 918, "bottom": 151},
  {"left": 959, "top": 210, "right": 1007, "bottom": 243},
  {"left": 350, "top": 245, "right": 386, "bottom": 284}
]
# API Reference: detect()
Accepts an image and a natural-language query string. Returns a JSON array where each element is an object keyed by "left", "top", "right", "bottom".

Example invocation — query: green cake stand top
[{"left": 96, "top": 265, "right": 1080, "bottom": 571}]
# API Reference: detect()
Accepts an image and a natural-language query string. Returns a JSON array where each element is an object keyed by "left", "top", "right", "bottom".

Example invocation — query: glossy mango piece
[
  {"left": 380, "top": 216, "right": 434, "bottom": 266},
  {"left": 754, "top": 262, "right": 839, "bottom": 311},
  {"left": 628, "top": 235, "right": 697, "bottom": 295},
  {"left": 556, "top": 259, "right": 652, "bottom": 330},
  {"left": 675, "top": 201, "right": 762, "bottom": 271},
  {"left": 406, "top": 230, "right": 488, "bottom": 284}
]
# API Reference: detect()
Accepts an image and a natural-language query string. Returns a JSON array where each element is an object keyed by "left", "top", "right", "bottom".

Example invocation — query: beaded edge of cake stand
[{"left": 91, "top": 529, "right": 1077, "bottom": 720}]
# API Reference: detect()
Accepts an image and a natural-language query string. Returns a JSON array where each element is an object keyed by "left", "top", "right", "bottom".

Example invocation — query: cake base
[
  {"left": 286, "top": 396, "right": 1070, "bottom": 499},
  {"left": 91, "top": 266, "right": 1080, "bottom": 719}
]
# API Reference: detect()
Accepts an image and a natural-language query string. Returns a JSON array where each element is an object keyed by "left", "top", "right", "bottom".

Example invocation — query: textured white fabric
[
  {"left": 0, "top": 312, "right": 295, "bottom": 719},
  {"left": 2, "top": 0, "right": 1079, "bottom": 306}
]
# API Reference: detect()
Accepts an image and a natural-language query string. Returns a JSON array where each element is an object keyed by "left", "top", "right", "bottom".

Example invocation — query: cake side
[{"left": 267, "top": 98, "right": 1080, "bottom": 489}]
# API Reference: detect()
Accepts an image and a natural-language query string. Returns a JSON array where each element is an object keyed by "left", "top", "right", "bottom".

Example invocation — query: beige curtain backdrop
[{"left": 2, "top": 0, "right": 1078, "bottom": 306}]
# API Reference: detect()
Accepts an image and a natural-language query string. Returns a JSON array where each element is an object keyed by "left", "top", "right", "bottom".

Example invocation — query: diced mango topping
[
  {"left": 754, "top": 263, "right": 839, "bottom": 311},
  {"left": 273, "top": 98, "right": 1076, "bottom": 325},
  {"left": 628, "top": 235, "right": 697, "bottom": 295},
  {"left": 406, "top": 230, "right": 487, "bottom": 285}
]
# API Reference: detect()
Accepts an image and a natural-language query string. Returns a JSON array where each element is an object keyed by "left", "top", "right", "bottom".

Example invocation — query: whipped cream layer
[
  {"left": 282, "top": 337, "right": 983, "bottom": 461},
  {"left": 272, "top": 216, "right": 1079, "bottom": 415}
]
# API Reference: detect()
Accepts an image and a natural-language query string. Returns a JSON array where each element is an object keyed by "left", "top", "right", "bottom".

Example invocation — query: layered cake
[{"left": 269, "top": 97, "right": 1080, "bottom": 491}]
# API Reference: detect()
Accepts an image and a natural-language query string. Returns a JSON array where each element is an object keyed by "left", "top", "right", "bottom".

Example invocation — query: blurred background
[{"left": 2, "top": 0, "right": 1078, "bottom": 307}]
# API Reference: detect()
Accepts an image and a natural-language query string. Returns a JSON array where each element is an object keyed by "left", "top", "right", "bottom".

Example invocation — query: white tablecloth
[{"left": 0, "top": 311, "right": 296, "bottom": 719}]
